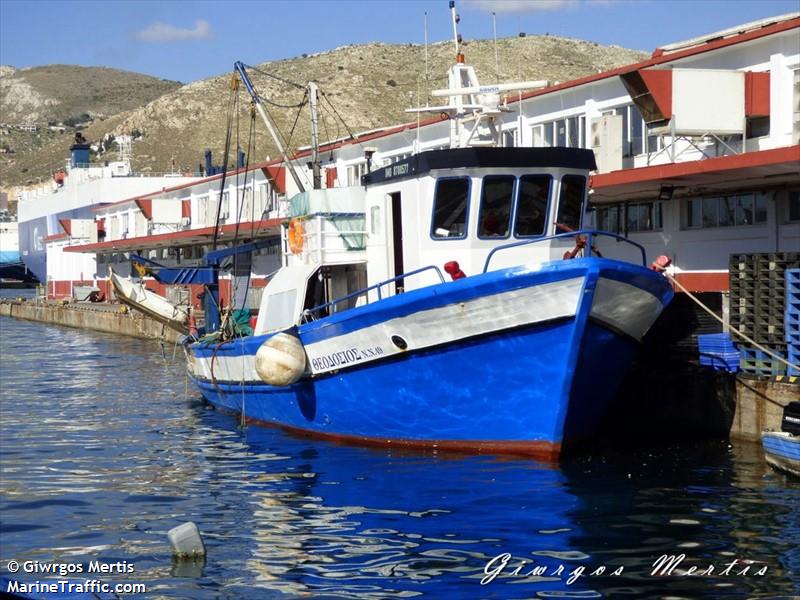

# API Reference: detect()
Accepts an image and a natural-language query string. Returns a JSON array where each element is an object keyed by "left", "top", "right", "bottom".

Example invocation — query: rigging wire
[
  {"left": 319, "top": 89, "right": 363, "bottom": 151},
  {"left": 243, "top": 63, "right": 306, "bottom": 90},
  {"left": 211, "top": 76, "right": 238, "bottom": 252}
]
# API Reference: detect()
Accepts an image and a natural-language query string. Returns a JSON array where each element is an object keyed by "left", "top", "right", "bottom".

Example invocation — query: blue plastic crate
[
  {"left": 739, "top": 347, "right": 788, "bottom": 376},
  {"left": 697, "top": 333, "right": 737, "bottom": 352},
  {"left": 700, "top": 352, "right": 740, "bottom": 372},
  {"left": 789, "top": 349, "right": 800, "bottom": 377}
]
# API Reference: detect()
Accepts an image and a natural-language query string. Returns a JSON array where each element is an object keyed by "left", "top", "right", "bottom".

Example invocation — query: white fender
[{"left": 255, "top": 332, "right": 307, "bottom": 386}]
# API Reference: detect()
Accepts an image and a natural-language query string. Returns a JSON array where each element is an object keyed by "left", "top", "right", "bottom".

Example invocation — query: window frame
[
  {"left": 477, "top": 175, "right": 516, "bottom": 240},
  {"left": 685, "top": 193, "right": 768, "bottom": 229},
  {"left": 429, "top": 176, "right": 472, "bottom": 241},
  {"left": 513, "top": 174, "right": 554, "bottom": 239},
  {"left": 555, "top": 174, "right": 588, "bottom": 233}
]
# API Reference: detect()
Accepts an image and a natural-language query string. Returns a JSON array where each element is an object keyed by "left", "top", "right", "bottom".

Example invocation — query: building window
[
  {"left": 597, "top": 201, "right": 663, "bottom": 234},
  {"left": 478, "top": 176, "right": 514, "bottom": 238},
  {"left": 788, "top": 190, "right": 800, "bottom": 222},
  {"left": 220, "top": 191, "right": 230, "bottom": 221},
  {"left": 502, "top": 129, "right": 516, "bottom": 148},
  {"left": 556, "top": 175, "right": 586, "bottom": 232},
  {"left": 514, "top": 175, "right": 551, "bottom": 237},
  {"left": 685, "top": 193, "right": 767, "bottom": 229},
  {"left": 431, "top": 178, "right": 470, "bottom": 239},
  {"left": 532, "top": 117, "right": 584, "bottom": 149},
  {"left": 615, "top": 104, "right": 645, "bottom": 157}
]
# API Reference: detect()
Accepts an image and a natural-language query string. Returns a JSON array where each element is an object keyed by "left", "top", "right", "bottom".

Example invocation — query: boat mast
[
  {"left": 308, "top": 81, "right": 322, "bottom": 190},
  {"left": 234, "top": 61, "right": 306, "bottom": 193}
]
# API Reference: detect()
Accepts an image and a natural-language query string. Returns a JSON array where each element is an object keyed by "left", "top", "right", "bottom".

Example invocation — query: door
[{"left": 390, "top": 192, "right": 404, "bottom": 293}]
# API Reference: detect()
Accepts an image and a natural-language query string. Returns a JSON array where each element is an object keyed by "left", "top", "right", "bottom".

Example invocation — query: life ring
[{"left": 288, "top": 219, "right": 304, "bottom": 255}]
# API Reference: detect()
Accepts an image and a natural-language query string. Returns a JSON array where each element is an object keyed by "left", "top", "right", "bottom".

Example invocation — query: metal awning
[{"left": 590, "top": 145, "right": 800, "bottom": 204}]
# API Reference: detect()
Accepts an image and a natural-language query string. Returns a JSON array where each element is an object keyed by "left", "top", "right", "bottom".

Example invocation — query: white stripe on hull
[
  {"left": 304, "top": 276, "right": 584, "bottom": 375},
  {"left": 189, "top": 276, "right": 584, "bottom": 382}
]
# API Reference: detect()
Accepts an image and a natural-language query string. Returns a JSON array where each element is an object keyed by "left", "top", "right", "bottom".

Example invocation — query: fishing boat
[
  {"left": 762, "top": 401, "right": 800, "bottom": 477},
  {"left": 109, "top": 266, "right": 190, "bottom": 334},
  {"left": 130, "top": 5, "right": 675, "bottom": 460}
]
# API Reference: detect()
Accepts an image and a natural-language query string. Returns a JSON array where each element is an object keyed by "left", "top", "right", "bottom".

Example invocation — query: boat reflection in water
[
  {"left": 236, "top": 435, "right": 588, "bottom": 598},
  {"left": 210, "top": 413, "right": 798, "bottom": 599}
]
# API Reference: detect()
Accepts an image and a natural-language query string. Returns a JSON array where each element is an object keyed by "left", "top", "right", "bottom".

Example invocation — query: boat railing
[
  {"left": 482, "top": 229, "right": 647, "bottom": 273},
  {"left": 302, "top": 264, "right": 446, "bottom": 322}
]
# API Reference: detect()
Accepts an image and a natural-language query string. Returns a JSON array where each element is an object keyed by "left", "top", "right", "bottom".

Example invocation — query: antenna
[
  {"left": 449, "top": 1, "right": 462, "bottom": 61},
  {"left": 493, "top": 12, "right": 499, "bottom": 82},
  {"left": 424, "top": 11, "right": 429, "bottom": 106}
]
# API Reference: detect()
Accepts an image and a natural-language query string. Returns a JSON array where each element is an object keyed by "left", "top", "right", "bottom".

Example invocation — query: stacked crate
[
  {"left": 787, "top": 268, "right": 800, "bottom": 376},
  {"left": 697, "top": 333, "right": 740, "bottom": 372},
  {"left": 729, "top": 253, "right": 800, "bottom": 376}
]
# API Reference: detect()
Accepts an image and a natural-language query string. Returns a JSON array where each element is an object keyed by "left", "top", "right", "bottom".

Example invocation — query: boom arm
[{"left": 234, "top": 61, "right": 306, "bottom": 193}]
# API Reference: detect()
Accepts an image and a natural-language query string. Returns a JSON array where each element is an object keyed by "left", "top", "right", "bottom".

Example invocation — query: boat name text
[
  {"left": 384, "top": 163, "right": 409, "bottom": 178},
  {"left": 310, "top": 346, "right": 385, "bottom": 371}
]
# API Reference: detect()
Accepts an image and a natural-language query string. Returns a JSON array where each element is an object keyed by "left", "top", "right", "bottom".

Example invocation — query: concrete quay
[{"left": 0, "top": 298, "right": 182, "bottom": 343}]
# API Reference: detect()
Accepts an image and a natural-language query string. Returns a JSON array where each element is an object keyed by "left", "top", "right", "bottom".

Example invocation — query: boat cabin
[{"left": 254, "top": 146, "right": 602, "bottom": 336}]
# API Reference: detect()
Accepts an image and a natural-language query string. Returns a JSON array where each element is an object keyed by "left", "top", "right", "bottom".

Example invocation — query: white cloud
[
  {"left": 467, "top": 0, "right": 580, "bottom": 13},
  {"left": 135, "top": 20, "right": 212, "bottom": 42}
]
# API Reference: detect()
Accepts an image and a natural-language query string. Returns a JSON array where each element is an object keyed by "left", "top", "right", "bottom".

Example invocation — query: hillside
[
  {"left": 0, "top": 64, "right": 181, "bottom": 124},
  {"left": 0, "top": 36, "right": 647, "bottom": 188}
]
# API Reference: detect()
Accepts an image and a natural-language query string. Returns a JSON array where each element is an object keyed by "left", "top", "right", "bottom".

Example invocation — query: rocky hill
[
  {"left": 0, "top": 65, "right": 181, "bottom": 124},
  {"left": 1, "top": 36, "right": 647, "bottom": 188}
]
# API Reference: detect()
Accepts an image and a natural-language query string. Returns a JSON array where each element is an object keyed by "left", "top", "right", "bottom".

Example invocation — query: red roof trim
[
  {"left": 63, "top": 218, "right": 282, "bottom": 253},
  {"left": 135, "top": 198, "right": 153, "bottom": 220},
  {"left": 591, "top": 145, "right": 800, "bottom": 189},
  {"left": 58, "top": 219, "right": 72, "bottom": 235},
  {"left": 44, "top": 232, "right": 70, "bottom": 243}
]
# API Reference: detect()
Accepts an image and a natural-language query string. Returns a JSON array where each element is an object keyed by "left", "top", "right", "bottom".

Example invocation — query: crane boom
[{"left": 233, "top": 61, "right": 306, "bottom": 193}]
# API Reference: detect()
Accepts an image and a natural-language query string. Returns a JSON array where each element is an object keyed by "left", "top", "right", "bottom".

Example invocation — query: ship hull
[{"left": 187, "top": 258, "right": 673, "bottom": 460}]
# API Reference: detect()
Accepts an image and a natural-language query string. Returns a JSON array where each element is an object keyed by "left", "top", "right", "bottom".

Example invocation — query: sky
[{"left": 1, "top": 0, "right": 798, "bottom": 83}]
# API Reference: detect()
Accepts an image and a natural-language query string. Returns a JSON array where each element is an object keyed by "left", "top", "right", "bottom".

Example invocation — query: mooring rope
[
  {"left": 666, "top": 270, "right": 800, "bottom": 373},
  {"left": 239, "top": 335, "right": 247, "bottom": 430}
]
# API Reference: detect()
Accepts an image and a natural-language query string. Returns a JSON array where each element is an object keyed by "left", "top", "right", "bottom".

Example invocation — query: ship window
[
  {"left": 431, "top": 178, "right": 470, "bottom": 239},
  {"left": 556, "top": 175, "right": 586, "bottom": 232},
  {"left": 478, "top": 176, "right": 514, "bottom": 238},
  {"left": 514, "top": 175, "right": 551, "bottom": 237}
]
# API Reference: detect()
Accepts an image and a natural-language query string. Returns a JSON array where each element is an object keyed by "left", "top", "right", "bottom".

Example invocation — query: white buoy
[
  {"left": 168, "top": 522, "right": 206, "bottom": 559},
  {"left": 255, "top": 332, "right": 307, "bottom": 386}
]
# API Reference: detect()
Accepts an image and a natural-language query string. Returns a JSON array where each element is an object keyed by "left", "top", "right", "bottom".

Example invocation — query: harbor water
[{"left": 1, "top": 312, "right": 798, "bottom": 599}]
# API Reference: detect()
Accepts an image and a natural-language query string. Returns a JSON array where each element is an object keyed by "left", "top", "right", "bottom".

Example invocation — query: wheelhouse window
[
  {"left": 478, "top": 176, "right": 514, "bottom": 238},
  {"left": 431, "top": 178, "right": 470, "bottom": 239},
  {"left": 514, "top": 175, "right": 551, "bottom": 237},
  {"left": 556, "top": 175, "right": 586, "bottom": 232}
]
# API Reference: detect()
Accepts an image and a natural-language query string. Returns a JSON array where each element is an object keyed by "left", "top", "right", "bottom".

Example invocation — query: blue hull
[
  {"left": 188, "top": 259, "right": 672, "bottom": 460},
  {"left": 762, "top": 432, "right": 800, "bottom": 477}
]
